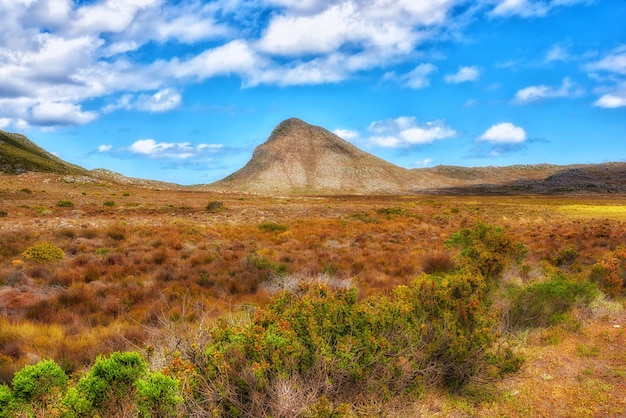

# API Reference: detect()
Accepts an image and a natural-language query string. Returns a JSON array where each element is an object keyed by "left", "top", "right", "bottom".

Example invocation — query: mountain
[
  {"left": 212, "top": 118, "right": 418, "bottom": 194},
  {"left": 210, "top": 118, "right": 626, "bottom": 195},
  {"left": 0, "top": 129, "right": 86, "bottom": 175}
]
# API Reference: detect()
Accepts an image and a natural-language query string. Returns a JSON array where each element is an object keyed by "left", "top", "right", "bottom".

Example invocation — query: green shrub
[
  {"left": 56, "top": 199, "right": 75, "bottom": 208},
  {"left": 446, "top": 222, "right": 527, "bottom": 283},
  {"left": 22, "top": 241, "right": 65, "bottom": 263},
  {"left": 11, "top": 359, "right": 67, "bottom": 413},
  {"left": 73, "top": 351, "right": 147, "bottom": 416},
  {"left": 200, "top": 266, "right": 518, "bottom": 415},
  {"left": 0, "top": 210, "right": 7, "bottom": 218},
  {"left": 103, "top": 200, "right": 115, "bottom": 207},
  {"left": 0, "top": 384, "right": 15, "bottom": 418},
  {"left": 135, "top": 372, "right": 182, "bottom": 418},
  {"left": 506, "top": 277, "right": 598, "bottom": 330},
  {"left": 258, "top": 222, "right": 288, "bottom": 232}
]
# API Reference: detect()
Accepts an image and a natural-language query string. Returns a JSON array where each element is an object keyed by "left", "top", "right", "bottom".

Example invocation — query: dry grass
[{"left": 1, "top": 172, "right": 626, "bottom": 414}]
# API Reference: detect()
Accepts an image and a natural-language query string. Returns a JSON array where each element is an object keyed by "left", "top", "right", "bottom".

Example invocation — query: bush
[
  {"left": 11, "top": 359, "right": 67, "bottom": 413},
  {"left": 22, "top": 242, "right": 65, "bottom": 263},
  {"left": 590, "top": 247, "right": 626, "bottom": 297},
  {"left": 506, "top": 277, "right": 598, "bottom": 330},
  {"left": 422, "top": 251, "right": 455, "bottom": 274},
  {"left": 199, "top": 266, "right": 518, "bottom": 415},
  {"left": 0, "top": 211, "right": 7, "bottom": 218},
  {"left": 0, "top": 384, "right": 15, "bottom": 418},
  {"left": 56, "top": 199, "right": 75, "bottom": 208},
  {"left": 446, "top": 222, "right": 527, "bottom": 283},
  {"left": 103, "top": 200, "right": 115, "bottom": 207},
  {"left": 72, "top": 351, "right": 147, "bottom": 416},
  {"left": 206, "top": 201, "right": 224, "bottom": 212},
  {"left": 258, "top": 222, "right": 289, "bottom": 232},
  {"left": 135, "top": 372, "right": 182, "bottom": 417}
]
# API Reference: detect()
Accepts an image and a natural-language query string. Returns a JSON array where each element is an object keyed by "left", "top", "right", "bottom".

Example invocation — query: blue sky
[{"left": 1, "top": 0, "right": 624, "bottom": 185}]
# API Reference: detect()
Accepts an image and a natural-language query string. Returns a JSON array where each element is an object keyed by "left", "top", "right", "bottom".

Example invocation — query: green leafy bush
[
  {"left": 56, "top": 199, "right": 75, "bottom": 208},
  {"left": 22, "top": 241, "right": 65, "bottom": 263},
  {"left": 0, "top": 384, "right": 15, "bottom": 418},
  {"left": 11, "top": 359, "right": 67, "bottom": 413},
  {"left": 72, "top": 351, "right": 147, "bottom": 416},
  {"left": 446, "top": 222, "right": 527, "bottom": 282},
  {"left": 103, "top": 200, "right": 115, "bottom": 207},
  {"left": 258, "top": 222, "right": 289, "bottom": 232},
  {"left": 135, "top": 372, "right": 182, "bottom": 417},
  {"left": 506, "top": 277, "right": 598, "bottom": 330}
]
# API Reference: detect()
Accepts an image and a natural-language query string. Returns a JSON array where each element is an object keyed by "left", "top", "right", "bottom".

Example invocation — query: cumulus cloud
[
  {"left": 30, "top": 102, "right": 97, "bottom": 126},
  {"left": 593, "top": 92, "right": 626, "bottom": 108},
  {"left": 479, "top": 123, "right": 527, "bottom": 143},
  {"left": 129, "top": 139, "right": 223, "bottom": 159},
  {"left": 445, "top": 66, "right": 480, "bottom": 83},
  {"left": 368, "top": 116, "right": 457, "bottom": 148},
  {"left": 513, "top": 77, "right": 582, "bottom": 104},
  {"left": 98, "top": 144, "right": 113, "bottom": 152}
]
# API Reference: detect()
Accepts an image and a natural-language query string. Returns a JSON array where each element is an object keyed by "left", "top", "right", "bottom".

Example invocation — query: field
[{"left": 1, "top": 172, "right": 625, "bottom": 416}]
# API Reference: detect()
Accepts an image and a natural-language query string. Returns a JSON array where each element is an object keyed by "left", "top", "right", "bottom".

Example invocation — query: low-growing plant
[
  {"left": 446, "top": 222, "right": 527, "bottom": 283},
  {"left": 258, "top": 222, "right": 289, "bottom": 232},
  {"left": 0, "top": 210, "right": 7, "bottom": 218},
  {"left": 22, "top": 242, "right": 65, "bottom": 263},
  {"left": 135, "top": 372, "right": 182, "bottom": 417},
  {"left": 11, "top": 359, "right": 68, "bottom": 414},
  {"left": 103, "top": 200, "right": 115, "bottom": 207},
  {"left": 589, "top": 247, "right": 626, "bottom": 297},
  {"left": 0, "top": 384, "right": 15, "bottom": 418},
  {"left": 505, "top": 277, "right": 598, "bottom": 330},
  {"left": 56, "top": 199, "right": 75, "bottom": 208},
  {"left": 206, "top": 200, "right": 224, "bottom": 212}
]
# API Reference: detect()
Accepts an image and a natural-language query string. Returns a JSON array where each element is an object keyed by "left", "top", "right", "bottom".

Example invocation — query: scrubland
[{"left": 1, "top": 173, "right": 625, "bottom": 416}]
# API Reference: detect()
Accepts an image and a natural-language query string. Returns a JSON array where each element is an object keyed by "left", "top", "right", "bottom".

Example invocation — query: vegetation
[
  {"left": 0, "top": 178, "right": 624, "bottom": 416},
  {"left": 21, "top": 242, "right": 65, "bottom": 263}
]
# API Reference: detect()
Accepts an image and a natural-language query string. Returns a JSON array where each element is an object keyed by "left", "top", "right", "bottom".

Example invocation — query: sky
[{"left": 0, "top": 0, "right": 625, "bottom": 185}]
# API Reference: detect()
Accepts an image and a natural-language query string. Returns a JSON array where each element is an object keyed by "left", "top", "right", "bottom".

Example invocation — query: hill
[
  {"left": 211, "top": 118, "right": 419, "bottom": 194},
  {"left": 209, "top": 118, "right": 626, "bottom": 195},
  {"left": 0, "top": 129, "right": 86, "bottom": 175}
]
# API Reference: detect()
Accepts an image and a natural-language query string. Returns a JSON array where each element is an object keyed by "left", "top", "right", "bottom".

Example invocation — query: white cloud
[
  {"left": 414, "top": 158, "right": 435, "bottom": 167},
  {"left": 104, "top": 89, "right": 181, "bottom": 113},
  {"left": 445, "top": 66, "right": 480, "bottom": 83},
  {"left": 333, "top": 129, "right": 360, "bottom": 140},
  {"left": 30, "top": 102, "right": 97, "bottom": 126},
  {"left": 129, "top": 139, "right": 223, "bottom": 159},
  {"left": 545, "top": 44, "right": 570, "bottom": 62},
  {"left": 593, "top": 93, "right": 626, "bottom": 108},
  {"left": 586, "top": 47, "right": 626, "bottom": 75},
  {"left": 135, "top": 89, "right": 182, "bottom": 112},
  {"left": 488, "top": 0, "right": 588, "bottom": 18},
  {"left": 98, "top": 144, "right": 113, "bottom": 152},
  {"left": 404, "top": 63, "right": 438, "bottom": 89},
  {"left": 368, "top": 116, "right": 457, "bottom": 148},
  {"left": 479, "top": 123, "right": 527, "bottom": 143},
  {"left": 513, "top": 77, "right": 582, "bottom": 103}
]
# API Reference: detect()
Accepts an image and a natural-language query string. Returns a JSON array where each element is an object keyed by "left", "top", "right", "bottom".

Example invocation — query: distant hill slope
[
  {"left": 209, "top": 118, "right": 626, "bottom": 195},
  {"left": 0, "top": 129, "right": 86, "bottom": 175},
  {"left": 212, "top": 118, "right": 419, "bottom": 194}
]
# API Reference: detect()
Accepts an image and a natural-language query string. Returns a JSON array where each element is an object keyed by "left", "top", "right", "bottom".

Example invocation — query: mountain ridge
[{"left": 1, "top": 121, "right": 625, "bottom": 195}]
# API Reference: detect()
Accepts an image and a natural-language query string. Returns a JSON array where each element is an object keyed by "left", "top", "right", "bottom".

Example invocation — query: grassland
[{"left": 0, "top": 172, "right": 625, "bottom": 416}]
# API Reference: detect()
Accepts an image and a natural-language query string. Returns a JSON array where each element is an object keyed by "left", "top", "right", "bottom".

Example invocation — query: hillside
[
  {"left": 0, "top": 129, "right": 86, "bottom": 175},
  {"left": 211, "top": 118, "right": 420, "bottom": 194}
]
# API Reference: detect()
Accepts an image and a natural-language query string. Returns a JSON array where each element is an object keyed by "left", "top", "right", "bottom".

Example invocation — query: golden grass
[{"left": 557, "top": 204, "right": 626, "bottom": 219}]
